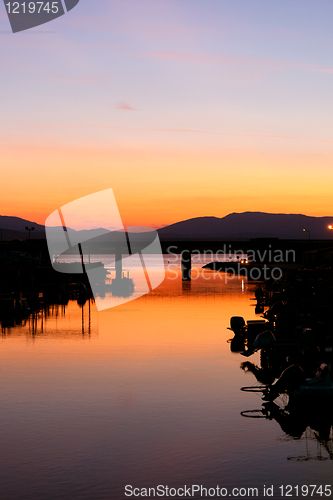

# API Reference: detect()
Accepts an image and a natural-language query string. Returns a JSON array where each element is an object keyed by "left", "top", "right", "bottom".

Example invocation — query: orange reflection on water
[{"left": 1, "top": 266, "right": 329, "bottom": 500}]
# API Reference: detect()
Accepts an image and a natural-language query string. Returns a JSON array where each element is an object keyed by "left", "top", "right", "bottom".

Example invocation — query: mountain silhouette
[
  {"left": 0, "top": 216, "right": 45, "bottom": 233},
  {"left": 0, "top": 216, "right": 110, "bottom": 242},
  {"left": 0, "top": 216, "right": 45, "bottom": 240},
  {"left": 1, "top": 212, "right": 333, "bottom": 241},
  {"left": 157, "top": 212, "right": 333, "bottom": 240}
]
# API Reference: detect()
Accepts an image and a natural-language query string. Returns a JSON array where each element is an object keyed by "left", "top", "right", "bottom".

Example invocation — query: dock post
[
  {"left": 181, "top": 249, "right": 192, "bottom": 281},
  {"left": 115, "top": 246, "right": 122, "bottom": 280}
]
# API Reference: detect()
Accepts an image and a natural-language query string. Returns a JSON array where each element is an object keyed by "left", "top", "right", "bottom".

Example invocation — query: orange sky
[
  {"left": 2, "top": 137, "right": 333, "bottom": 228},
  {"left": 2, "top": 1, "right": 333, "bottom": 228}
]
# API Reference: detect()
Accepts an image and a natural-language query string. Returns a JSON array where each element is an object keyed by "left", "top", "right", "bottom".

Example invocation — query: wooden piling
[{"left": 181, "top": 249, "right": 192, "bottom": 281}]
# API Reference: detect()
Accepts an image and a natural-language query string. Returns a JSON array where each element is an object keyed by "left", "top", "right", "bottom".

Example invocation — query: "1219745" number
[{"left": 5, "top": 2, "right": 60, "bottom": 14}]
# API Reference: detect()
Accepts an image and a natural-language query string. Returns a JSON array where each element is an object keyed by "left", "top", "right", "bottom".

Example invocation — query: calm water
[{"left": 0, "top": 257, "right": 332, "bottom": 500}]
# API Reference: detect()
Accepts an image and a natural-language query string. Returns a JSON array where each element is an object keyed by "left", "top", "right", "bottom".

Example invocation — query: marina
[{"left": 1, "top": 253, "right": 332, "bottom": 499}]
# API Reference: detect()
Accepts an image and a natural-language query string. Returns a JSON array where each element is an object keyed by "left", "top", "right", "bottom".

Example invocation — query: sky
[{"left": 1, "top": 0, "right": 333, "bottom": 228}]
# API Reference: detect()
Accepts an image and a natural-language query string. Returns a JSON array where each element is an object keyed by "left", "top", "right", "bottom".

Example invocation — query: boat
[{"left": 241, "top": 363, "right": 333, "bottom": 400}]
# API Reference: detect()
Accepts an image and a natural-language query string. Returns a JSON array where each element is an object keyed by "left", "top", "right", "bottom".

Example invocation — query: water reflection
[
  {"left": 1, "top": 299, "right": 97, "bottom": 338},
  {"left": 241, "top": 398, "right": 333, "bottom": 456},
  {"left": 0, "top": 260, "right": 331, "bottom": 500}
]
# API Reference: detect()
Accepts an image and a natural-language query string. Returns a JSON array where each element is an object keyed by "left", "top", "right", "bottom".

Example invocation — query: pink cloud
[{"left": 116, "top": 102, "right": 137, "bottom": 111}]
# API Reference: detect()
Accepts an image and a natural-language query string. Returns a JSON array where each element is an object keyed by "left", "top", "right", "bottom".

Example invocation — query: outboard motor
[
  {"left": 241, "top": 330, "right": 276, "bottom": 358},
  {"left": 230, "top": 336, "right": 246, "bottom": 353},
  {"left": 274, "top": 364, "right": 306, "bottom": 390},
  {"left": 230, "top": 316, "right": 246, "bottom": 333},
  {"left": 255, "top": 288, "right": 264, "bottom": 302},
  {"left": 263, "top": 364, "right": 306, "bottom": 401},
  {"left": 264, "top": 300, "right": 287, "bottom": 320},
  {"left": 250, "top": 330, "right": 276, "bottom": 351}
]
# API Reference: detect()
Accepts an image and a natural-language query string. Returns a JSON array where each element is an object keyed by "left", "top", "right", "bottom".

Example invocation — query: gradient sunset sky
[{"left": 1, "top": 0, "right": 333, "bottom": 228}]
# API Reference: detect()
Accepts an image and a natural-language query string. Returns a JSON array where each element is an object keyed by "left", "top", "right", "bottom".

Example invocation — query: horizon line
[{"left": 2, "top": 210, "right": 333, "bottom": 233}]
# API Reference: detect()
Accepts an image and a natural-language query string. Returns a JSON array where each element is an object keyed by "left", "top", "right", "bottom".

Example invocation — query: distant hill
[
  {"left": 2, "top": 212, "right": 333, "bottom": 241},
  {"left": 0, "top": 216, "right": 45, "bottom": 232},
  {"left": 0, "top": 216, "right": 108, "bottom": 242},
  {"left": 0, "top": 216, "right": 45, "bottom": 240},
  {"left": 157, "top": 212, "right": 333, "bottom": 240}
]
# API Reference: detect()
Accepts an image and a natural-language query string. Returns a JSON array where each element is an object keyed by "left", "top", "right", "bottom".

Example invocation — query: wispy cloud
[
  {"left": 7, "top": 121, "right": 333, "bottom": 145},
  {"left": 147, "top": 51, "right": 333, "bottom": 76},
  {"left": 116, "top": 102, "right": 137, "bottom": 111}
]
